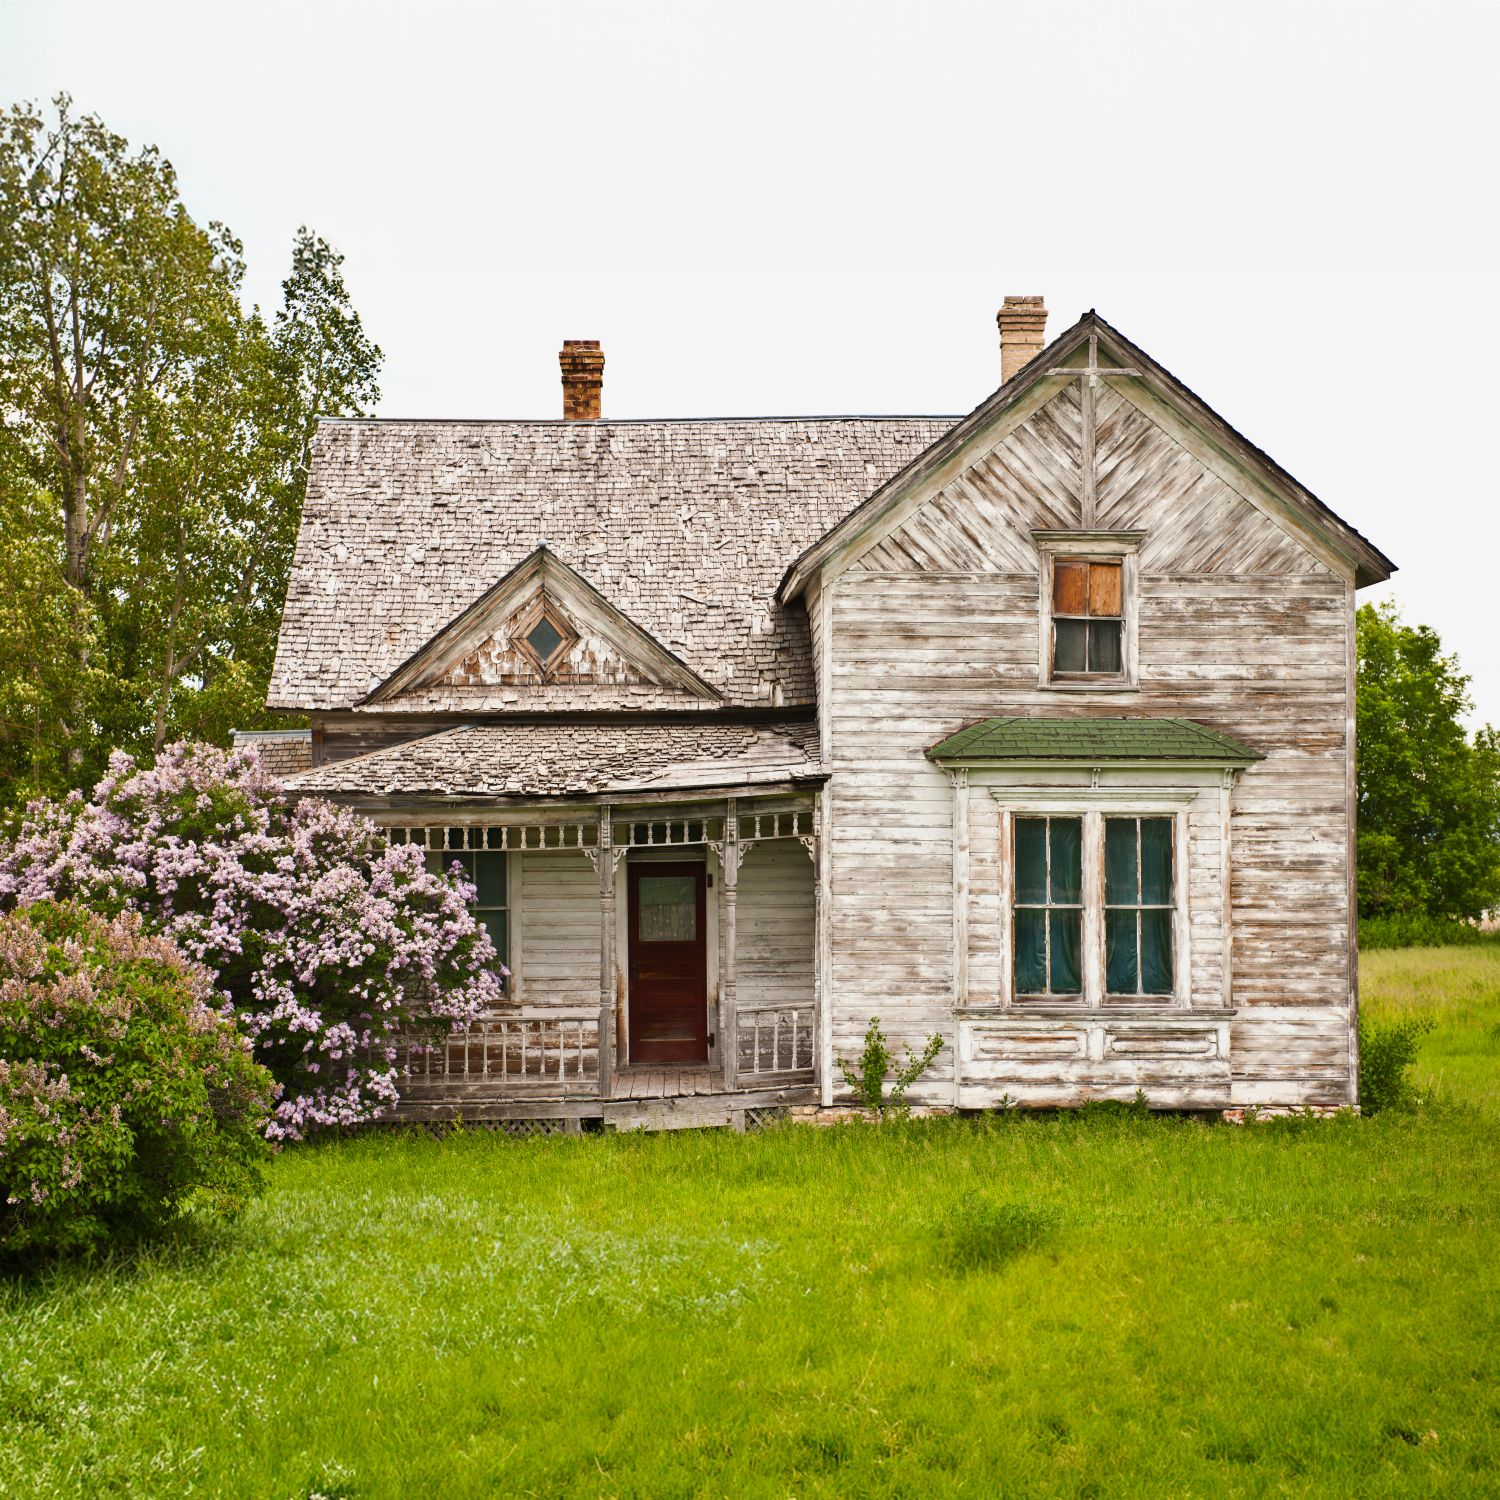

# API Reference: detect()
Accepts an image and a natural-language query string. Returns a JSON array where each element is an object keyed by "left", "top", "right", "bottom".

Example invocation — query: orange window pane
[
  {"left": 1053, "top": 561, "right": 1088, "bottom": 616},
  {"left": 1088, "top": 562, "right": 1122, "bottom": 618}
]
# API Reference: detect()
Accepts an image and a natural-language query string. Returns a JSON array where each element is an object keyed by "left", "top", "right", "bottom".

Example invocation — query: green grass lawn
[{"left": 4, "top": 951, "right": 1498, "bottom": 1499}]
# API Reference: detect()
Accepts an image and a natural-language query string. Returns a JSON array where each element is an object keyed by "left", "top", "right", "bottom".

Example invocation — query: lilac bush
[
  {"left": 0, "top": 743, "right": 503, "bottom": 1138},
  {"left": 0, "top": 901, "right": 276, "bottom": 1254}
]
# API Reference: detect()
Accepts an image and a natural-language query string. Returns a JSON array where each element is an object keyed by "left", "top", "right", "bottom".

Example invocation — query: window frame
[
  {"left": 1033, "top": 531, "right": 1143, "bottom": 692},
  {"left": 425, "top": 840, "right": 513, "bottom": 998},
  {"left": 1012, "top": 814, "right": 1086, "bottom": 1001},
  {"left": 1000, "top": 801, "right": 1189, "bottom": 1010},
  {"left": 512, "top": 594, "right": 578, "bottom": 678}
]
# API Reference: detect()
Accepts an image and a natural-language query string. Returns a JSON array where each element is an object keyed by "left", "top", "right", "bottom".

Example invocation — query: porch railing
[
  {"left": 734, "top": 1003, "right": 815, "bottom": 1080},
  {"left": 395, "top": 1009, "right": 601, "bottom": 1095}
]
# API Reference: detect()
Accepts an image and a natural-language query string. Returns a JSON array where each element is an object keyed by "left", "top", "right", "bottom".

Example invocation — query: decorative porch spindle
[
  {"left": 597, "top": 807, "right": 616, "bottom": 1097},
  {"left": 721, "top": 799, "right": 740, "bottom": 1092}
]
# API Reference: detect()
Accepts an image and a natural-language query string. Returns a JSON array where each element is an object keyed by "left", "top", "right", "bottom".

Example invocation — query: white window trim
[
  {"left": 1033, "top": 530, "right": 1144, "bottom": 692},
  {"left": 994, "top": 793, "right": 1191, "bottom": 1012}
]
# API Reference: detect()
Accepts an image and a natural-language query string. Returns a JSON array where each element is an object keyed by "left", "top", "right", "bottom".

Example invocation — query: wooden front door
[{"left": 627, "top": 861, "right": 708, "bottom": 1064}]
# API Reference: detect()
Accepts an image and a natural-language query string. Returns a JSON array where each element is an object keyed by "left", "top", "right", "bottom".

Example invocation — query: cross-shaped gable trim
[
  {"left": 777, "top": 310, "right": 1396, "bottom": 601},
  {"left": 358, "top": 545, "right": 722, "bottom": 707}
]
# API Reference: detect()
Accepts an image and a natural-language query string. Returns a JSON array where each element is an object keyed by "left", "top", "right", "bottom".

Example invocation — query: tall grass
[
  {"left": 0, "top": 947, "right": 1495, "bottom": 1499},
  {"left": 1363, "top": 941, "right": 1500, "bottom": 1113}
]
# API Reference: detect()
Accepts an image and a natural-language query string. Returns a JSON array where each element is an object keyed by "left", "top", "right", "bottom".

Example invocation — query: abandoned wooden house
[{"left": 253, "top": 299, "right": 1395, "bottom": 1128}]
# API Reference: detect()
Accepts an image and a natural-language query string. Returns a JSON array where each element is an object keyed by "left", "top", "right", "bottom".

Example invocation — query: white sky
[{"left": 5, "top": 0, "right": 1498, "bottom": 725}]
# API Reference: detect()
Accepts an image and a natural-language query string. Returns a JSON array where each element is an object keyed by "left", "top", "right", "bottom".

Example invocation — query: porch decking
[{"left": 385, "top": 1016, "right": 817, "bottom": 1131}]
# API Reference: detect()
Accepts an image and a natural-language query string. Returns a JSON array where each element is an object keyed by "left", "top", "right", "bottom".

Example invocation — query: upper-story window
[
  {"left": 1052, "top": 560, "right": 1122, "bottom": 675},
  {"left": 1033, "top": 530, "right": 1143, "bottom": 690}
]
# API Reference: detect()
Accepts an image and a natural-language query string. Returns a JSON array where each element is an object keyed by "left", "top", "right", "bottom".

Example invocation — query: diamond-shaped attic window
[{"left": 525, "top": 615, "right": 566, "bottom": 663}]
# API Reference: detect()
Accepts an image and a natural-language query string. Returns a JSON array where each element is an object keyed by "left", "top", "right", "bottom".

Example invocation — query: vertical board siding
[
  {"left": 824, "top": 381, "right": 1353, "bottom": 1108},
  {"left": 517, "top": 851, "right": 599, "bottom": 1007}
]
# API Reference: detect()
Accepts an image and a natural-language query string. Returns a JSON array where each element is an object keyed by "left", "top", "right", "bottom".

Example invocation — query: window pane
[
  {"left": 1015, "top": 818, "right": 1047, "bottom": 905},
  {"left": 1106, "top": 909, "right": 1138, "bottom": 993},
  {"left": 638, "top": 875, "right": 697, "bottom": 941},
  {"left": 473, "top": 851, "right": 507, "bottom": 909},
  {"left": 1053, "top": 561, "right": 1088, "bottom": 615},
  {"left": 1087, "top": 620, "right": 1123, "bottom": 673},
  {"left": 1049, "top": 909, "right": 1081, "bottom": 994},
  {"left": 1049, "top": 817, "right": 1082, "bottom": 905},
  {"left": 1088, "top": 562, "right": 1123, "bottom": 617},
  {"left": 1105, "top": 818, "right": 1138, "bottom": 904},
  {"left": 525, "top": 615, "right": 565, "bottom": 661},
  {"left": 1015, "top": 908, "right": 1047, "bottom": 994},
  {"left": 1054, "top": 618, "right": 1088, "bottom": 673},
  {"left": 426, "top": 849, "right": 469, "bottom": 882},
  {"left": 1141, "top": 910, "right": 1174, "bottom": 993},
  {"left": 1140, "top": 818, "right": 1173, "bottom": 905},
  {"left": 478, "top": 910, "right": 508, "bottom": 967}
]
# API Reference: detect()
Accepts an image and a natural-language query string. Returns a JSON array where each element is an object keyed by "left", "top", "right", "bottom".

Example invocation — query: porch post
[
  {"left": 597, "top": 806, "right": 616, "bottom": 1098},
  {"left": 721, "top": 798, "right": 739, "bottom": 1092}
]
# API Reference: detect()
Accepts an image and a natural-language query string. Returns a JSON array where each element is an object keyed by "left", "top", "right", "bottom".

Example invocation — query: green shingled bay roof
[{"left": 926, "top": 717, "right": 1265, "bottom": 763}]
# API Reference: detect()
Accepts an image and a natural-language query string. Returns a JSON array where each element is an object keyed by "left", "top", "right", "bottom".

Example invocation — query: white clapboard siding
[
  {"left": 822, "top": 378, "right": 1354, "bottom": 1109},
  {"left": 735, "top": 840, "right": 817, "bottom": 1011},
  {"left": 516, "top": 850, "right": 599, "bottom": 1008}
]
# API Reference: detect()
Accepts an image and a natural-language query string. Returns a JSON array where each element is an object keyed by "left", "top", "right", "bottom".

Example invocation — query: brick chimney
[
  {"left": 559, "top": 339, "right": 604, "bottom": 420},
  {"left": 997, "top": 296, "right": 1047, "bottom": 384}
]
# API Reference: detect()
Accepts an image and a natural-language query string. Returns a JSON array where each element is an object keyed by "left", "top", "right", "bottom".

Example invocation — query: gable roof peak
[
  {"left": 777, "top": 306, "right": 1394, "bottom": 599},
  {"left": 360, "top": 544, "right": 722, "bottom": 709}
]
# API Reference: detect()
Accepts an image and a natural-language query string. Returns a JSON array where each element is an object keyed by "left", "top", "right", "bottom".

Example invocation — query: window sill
[
  {"left": 1038, "top": 679, "right": 1140, "bottom": 693},
  {"left": 956, "top": 1003, "right": 1234, "bottom": 1019}
]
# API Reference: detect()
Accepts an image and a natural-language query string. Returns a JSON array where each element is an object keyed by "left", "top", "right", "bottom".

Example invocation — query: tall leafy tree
[
  {"left": 1356, "top": 600, "right": 1500, "bottom": 920},
  {"left": 0, "top": 95, "right": 380, "bottom": 806}
]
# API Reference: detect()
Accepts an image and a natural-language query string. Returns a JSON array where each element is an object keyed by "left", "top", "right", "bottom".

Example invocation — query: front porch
[{"left": 375, "top": 790, "right": 824, "bottom": 1129}]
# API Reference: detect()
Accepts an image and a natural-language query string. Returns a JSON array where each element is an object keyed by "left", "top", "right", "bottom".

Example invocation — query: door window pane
[{"left": 639, "top": 875, "right": 697, "bottom": 941}]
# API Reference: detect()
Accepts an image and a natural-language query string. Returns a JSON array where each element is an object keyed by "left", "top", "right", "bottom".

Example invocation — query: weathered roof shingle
[
  {"left": 285, "top": 720, "right": 822, "bottom": 800},
  {"left": 926, "top": 717, "right": 1264, "bottom": 762},
  {"left": 269, "top": 417, "right": 954, "bottom": 713}
]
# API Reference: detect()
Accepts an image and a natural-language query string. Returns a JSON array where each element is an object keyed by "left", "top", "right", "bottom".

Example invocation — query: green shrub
[
  {"left": 1358, "top": 913, "right": 1493, "bottom": 950},
  {"left": 1358, "top": 1012, "right": 1435, "bottom": 1113},
  {"left": 0, "top": 902, "right": 276, "bottom": 1257},
  {"left": 837, "top": 1017, "right": 944, "bottom": 1118},
  {"left": 936, "top": 1194, "right": 1060, "bottom": 1272}
]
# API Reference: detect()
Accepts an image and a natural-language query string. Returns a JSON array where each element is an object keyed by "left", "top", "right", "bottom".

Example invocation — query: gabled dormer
[{"left": 361, "top": 546, "right": 722, "bottom": 713}]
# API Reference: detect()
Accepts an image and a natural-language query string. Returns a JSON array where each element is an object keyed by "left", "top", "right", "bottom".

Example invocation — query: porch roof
[
  {"left": 926, "top": 716, "right": 1264, "bottom": 764},
  {"left": 283, "top": 719, "right": 822, "bottom": 799}
]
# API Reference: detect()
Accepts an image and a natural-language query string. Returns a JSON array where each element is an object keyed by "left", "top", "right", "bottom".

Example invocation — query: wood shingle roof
[
  {"left": 268, "top": 416, "right": 954, "bottom": 713},
  {"left": 285, "top": 720, "right": 823, "bottom": 799}
]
